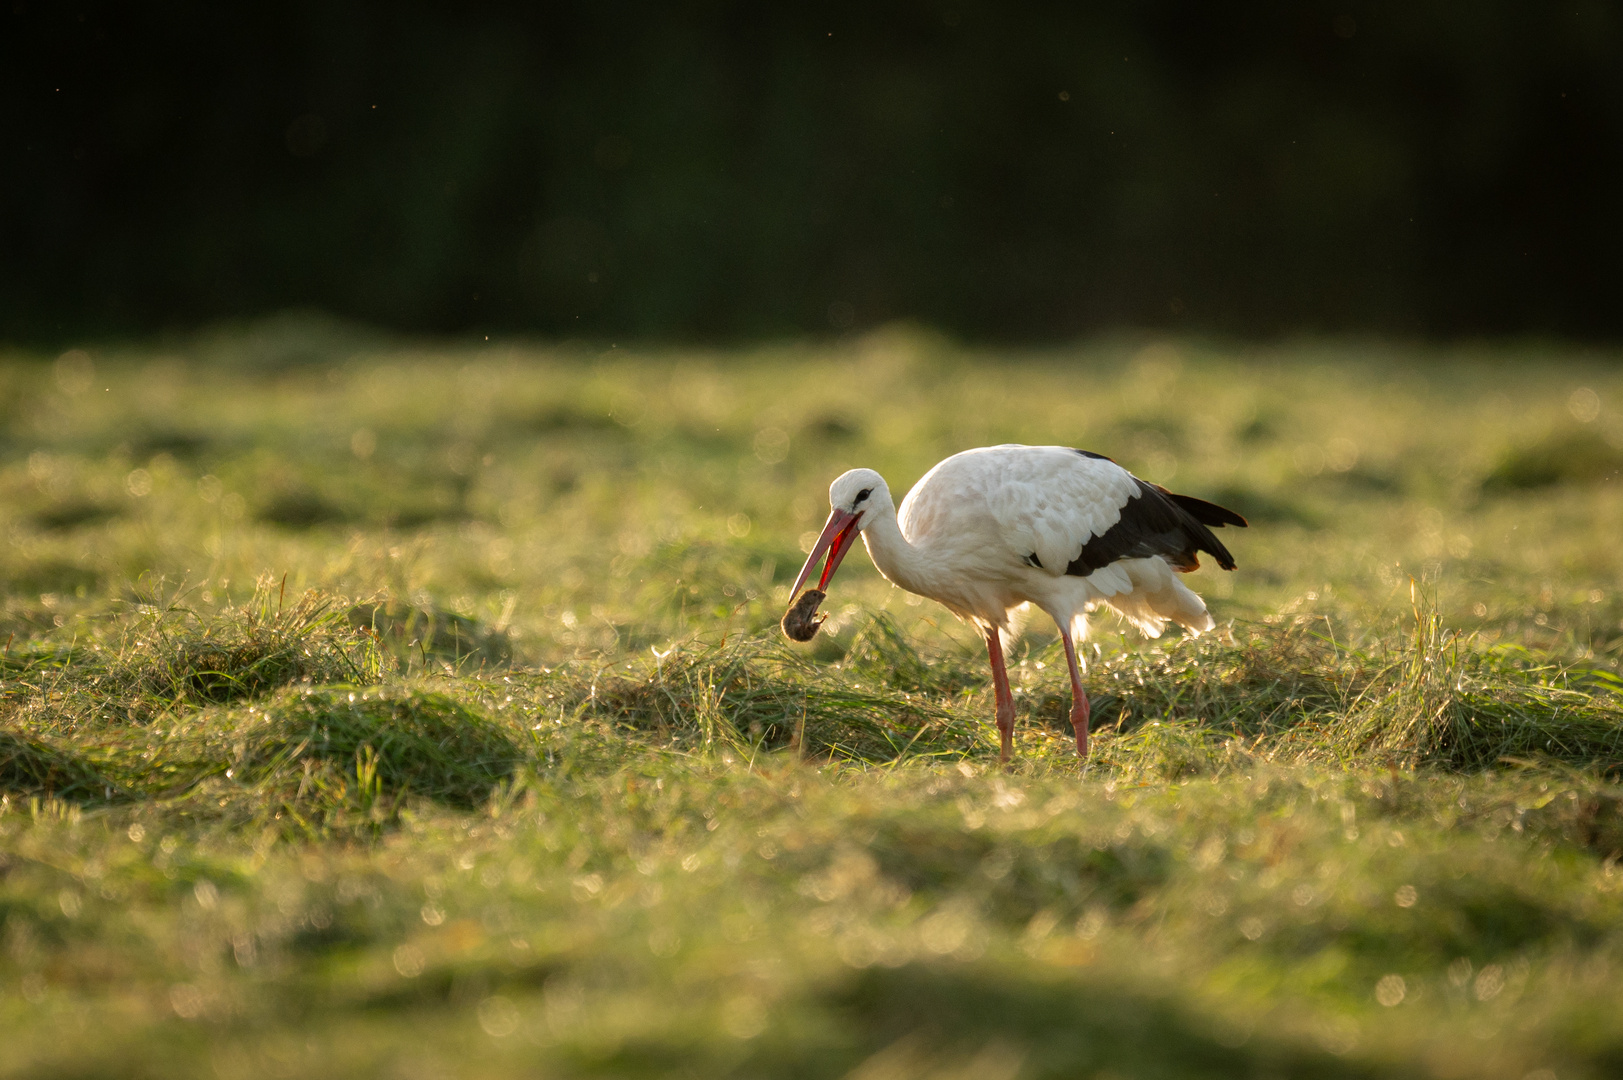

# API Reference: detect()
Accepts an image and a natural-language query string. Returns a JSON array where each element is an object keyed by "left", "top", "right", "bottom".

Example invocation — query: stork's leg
[
  {"left": 984, "top": 629, "right": 1017, "bottom": 763},
  {"left": 1059, "top": 626, "right": 1091, "bottom": 758}
]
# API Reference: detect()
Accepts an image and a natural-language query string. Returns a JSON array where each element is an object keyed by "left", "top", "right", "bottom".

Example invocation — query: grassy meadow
[{"left": 3, "top": 320, "right": 1623, "bottom": 1078}]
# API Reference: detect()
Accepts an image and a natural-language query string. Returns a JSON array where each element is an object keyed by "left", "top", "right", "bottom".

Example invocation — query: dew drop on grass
[
  {"left": 18, "top": 975, "right": 46, "bottom": 1004},
  {"left": 393, "top": 944, "right": 424, "bottom": 978},
  {"left": 648, "top": 926, "right": 681, "bottom": 956},
  {"left": 477, "top": 995, "right": 520, "bottom": 1038},
  {"left": 1375, "top": 974, "right": 1407, "bottom": 1007},
  {"left": 1569, "top": 387, "right": 1601, "bottom": 423},
  {"left": 169, "top": 984, "right": 205, "bottom": 1020},
  {"left": 1315, "top": 1014, "right": 1359, "bottom": 1055},
  {"left": 920, "top": 909, "right": 971, "bottom": 955},
  {"left": 723, "top": 995, "right": 768, "bottom": 1039}
]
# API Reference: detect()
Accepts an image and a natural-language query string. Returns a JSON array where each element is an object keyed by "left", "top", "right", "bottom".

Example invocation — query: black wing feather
[
  {"left": 1065, "top": 479, "right": 1246, "bottom": 576},
  {"left": 1165, "top": 491, "right": 1248, "bottom": 529}
]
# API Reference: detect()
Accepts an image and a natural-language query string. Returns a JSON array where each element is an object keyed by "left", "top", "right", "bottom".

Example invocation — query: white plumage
[{"left": 786, "top": 444, "right": 1247, "bottom": 761}]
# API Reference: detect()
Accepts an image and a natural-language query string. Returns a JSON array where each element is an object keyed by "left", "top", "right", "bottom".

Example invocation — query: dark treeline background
[{"left": 6, "top": 1, "right": 1622, "bottom": 343}]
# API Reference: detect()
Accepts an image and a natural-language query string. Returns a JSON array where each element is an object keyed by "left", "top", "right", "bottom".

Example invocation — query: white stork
[{"left": 782, "top": 445, "right": 1246, "bottom": 762}]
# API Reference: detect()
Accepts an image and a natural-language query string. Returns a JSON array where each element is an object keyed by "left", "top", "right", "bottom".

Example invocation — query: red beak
[{"left": 790, "top": 508, "right": 863, "bottom": 596}]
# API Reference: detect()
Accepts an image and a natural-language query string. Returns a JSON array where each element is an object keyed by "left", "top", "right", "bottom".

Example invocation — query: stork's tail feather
[
  {"left": 1166, "top": 492, "right": 1248, "bottom": 530},
  {"left": 1153, "top": 488, "right": 1247, "bottom": 571},
  {"left": 1102, "top": 558, "right": 1216, "bottom": 638}
]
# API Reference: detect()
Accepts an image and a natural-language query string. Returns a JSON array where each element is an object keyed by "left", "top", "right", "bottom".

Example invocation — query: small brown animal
[{"left": 780, "top": 588, "right": 827, "bottom": 641}]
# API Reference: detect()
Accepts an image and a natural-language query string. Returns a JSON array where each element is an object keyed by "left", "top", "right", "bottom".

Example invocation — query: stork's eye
[{"left": 855, "top": 487, "right": 873, "bottom": 504}]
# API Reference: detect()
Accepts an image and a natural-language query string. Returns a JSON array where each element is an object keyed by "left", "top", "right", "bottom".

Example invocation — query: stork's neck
[{"left": 859, "top": 504, "right": 933, "bottom": 596}]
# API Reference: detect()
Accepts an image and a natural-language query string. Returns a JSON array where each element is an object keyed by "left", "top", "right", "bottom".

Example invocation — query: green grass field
[{"left": 4, "top": 320, "right": 1623, "bottom": 1078}]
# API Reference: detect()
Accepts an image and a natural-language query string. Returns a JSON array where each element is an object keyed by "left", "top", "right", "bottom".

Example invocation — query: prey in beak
[{"left": 781, "top": 507, "right": 863, "bottom": 641}]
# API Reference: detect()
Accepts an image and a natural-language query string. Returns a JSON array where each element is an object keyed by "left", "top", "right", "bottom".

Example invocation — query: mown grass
[{"left": 2, "top": 321, "right": 1623, "bottom": 1077}]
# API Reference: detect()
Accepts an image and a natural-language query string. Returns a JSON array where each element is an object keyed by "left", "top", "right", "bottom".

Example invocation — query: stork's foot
[
  {"left": 995, "top": 690, "right": 1016, "bottom": 765},
  {"left": 1058, "top": 627, "right": 1091, "bottom": 761},
  {"left": 985, "top": 628, "right": 1018, "bottom": 765},
  {"left": 1070, "top": 691, "right": 1091, "bottom": 758}
]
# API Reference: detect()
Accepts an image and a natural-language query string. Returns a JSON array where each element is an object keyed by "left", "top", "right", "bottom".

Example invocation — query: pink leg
[
  {"left": 985, "top": 629, "right": 1017, "bottom": 763},
  {"left": 1059, "top": 626, "right": 1091, "bottom": 758}
]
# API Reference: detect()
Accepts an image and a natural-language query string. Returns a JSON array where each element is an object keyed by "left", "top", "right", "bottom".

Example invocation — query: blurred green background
[{"left": 6, "top": 1, "right": 1622, "bottom": 342}]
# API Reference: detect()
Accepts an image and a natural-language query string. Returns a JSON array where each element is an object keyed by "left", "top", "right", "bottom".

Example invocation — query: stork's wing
[
  {"left": 1065, "top": 477, "right": 1245, "bottom": 574},
  {"left": 899, "top": 445, "right": 1246, "bottom": 577},
  {"left": 976, "top": 446, "right": 1246, "bottom": 576},
  {"left": 980, "top": 447, "right": 1141, "bottom": 573}
]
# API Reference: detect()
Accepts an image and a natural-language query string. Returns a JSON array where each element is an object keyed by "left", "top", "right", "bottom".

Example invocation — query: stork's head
[{"left": 788, "top": 468, "right": 888, "bottom": 597}]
